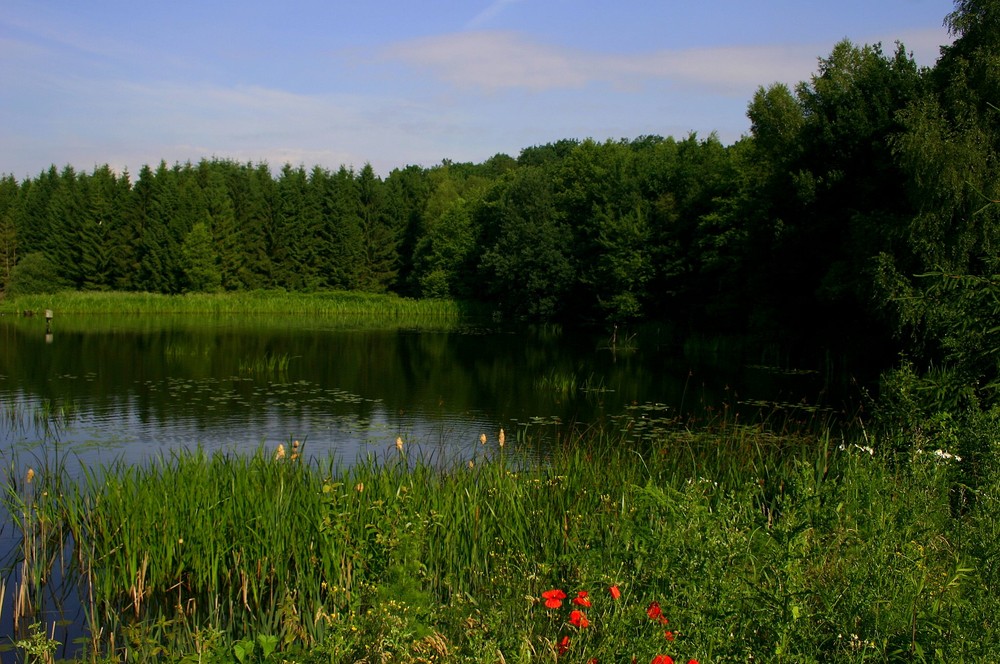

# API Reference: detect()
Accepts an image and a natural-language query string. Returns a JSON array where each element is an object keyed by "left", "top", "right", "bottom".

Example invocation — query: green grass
[
  {"left": 3, "top": 415, "right": 999, "bottom": 663},
  {"left": 0, "top": 289, "right": 479, "bottom": 321},
  {"left": 237, "top": 352, "right": 293, "bottom": 380}
]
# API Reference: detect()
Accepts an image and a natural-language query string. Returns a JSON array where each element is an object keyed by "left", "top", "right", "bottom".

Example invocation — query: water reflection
[{"left": 0, "top": 314, "right": 853, "bottom": 471}]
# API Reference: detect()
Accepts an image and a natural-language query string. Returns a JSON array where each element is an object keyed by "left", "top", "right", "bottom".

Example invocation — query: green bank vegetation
[
  {"left": 4, "top": 409, "right": 999, "bottom": 663},
  {"left": 0, "top": 290, "right": 469, "bottom": 320}
]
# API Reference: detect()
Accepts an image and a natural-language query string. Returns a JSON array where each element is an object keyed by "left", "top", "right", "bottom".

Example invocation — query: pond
[
  {"left": 0, "top": 314, "right": 849, "bottom": 470},
  {"left": 0, "top": 313, "right": 856, "bottom": 660}
]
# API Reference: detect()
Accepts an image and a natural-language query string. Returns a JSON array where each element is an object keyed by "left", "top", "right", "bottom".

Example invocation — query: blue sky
[{"left": 2, "top": 0, "right": 956, "bottom": 180}]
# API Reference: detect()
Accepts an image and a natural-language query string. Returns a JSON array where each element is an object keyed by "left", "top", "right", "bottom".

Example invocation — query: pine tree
[{"left": 0, "top": 175, "right": 19, "bottom": 290}]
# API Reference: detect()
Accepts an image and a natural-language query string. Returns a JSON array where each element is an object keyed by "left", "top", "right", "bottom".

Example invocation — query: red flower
[
  {"left": 646, "top": 601, "right": 668, "bottom": 624},
  {"left": 569, "top": 609, "right": 589, "bottom": 628},
  {"left": 651, "top": 656, "right": 673, "bottom": 664},
  {"left": 647, "top": 601, "right": 664, "bottom": 620},
  {"left": 542, "top": 588, "right": 567, "bottom": 609},
  {"left": 688, "top": 661, "right": 699, "bottom": 664},
  {"left": 558, "top": 635, "right": 571, "bottom": 655},
  {"left": 572, "top": 590, "right": 591, "bottom": 607},
  {"left": 609, "top": 585, "right": 622, "bottom": 600},
  {"left": 587, "top": 659, "right": 598, "bottom": 664},
  {"left": 665, "top": 630, "right": 675, "bottom": 641}
]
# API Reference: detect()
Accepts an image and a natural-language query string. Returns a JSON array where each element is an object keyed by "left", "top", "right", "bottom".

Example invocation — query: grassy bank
[
  {"left": 0, "top": 290, "right": 476, "bottom": 321},
  {"left": 4, "top": 418, "right": 999, "bottom": 663}
]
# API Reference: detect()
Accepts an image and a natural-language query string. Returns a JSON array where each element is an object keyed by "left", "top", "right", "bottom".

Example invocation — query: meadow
[{"left": 4, "top": 411, "right": 998, "bottom": 664}]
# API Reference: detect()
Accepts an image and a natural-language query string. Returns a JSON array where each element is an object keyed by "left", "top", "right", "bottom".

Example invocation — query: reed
[
  {"left": 237, "top": 353, "right": 293, "bottom": 380},
  {"left": 3, "top": 414, "right": 998, "bottom": 662},
  {"left": 0, "top": 290, "right": 480, "bottom": 322}
]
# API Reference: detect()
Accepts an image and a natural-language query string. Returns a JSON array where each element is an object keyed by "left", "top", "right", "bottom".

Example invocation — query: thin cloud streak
[
  {"left": 464, "top": 0, "right": 525, "bottom": 30},
  {"left": 382, "top": 27, "right": 951, "bottom": 96}
]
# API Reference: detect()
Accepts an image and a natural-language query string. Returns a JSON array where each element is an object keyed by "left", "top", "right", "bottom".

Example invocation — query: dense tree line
[{"left": 2, "top": 2, "right": 1000, "bottom": 400}]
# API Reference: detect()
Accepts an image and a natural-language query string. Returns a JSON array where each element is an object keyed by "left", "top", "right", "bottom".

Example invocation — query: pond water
[
  {"left": 0, "top": 313, "right": 858, "bottom": 659},
  {"left": 0, "top": 314, "right": 850, "bottom": 470}
]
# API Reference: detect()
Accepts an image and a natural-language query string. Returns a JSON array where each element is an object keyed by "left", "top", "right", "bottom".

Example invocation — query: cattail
[
  {"left": 355, "top": 482, "right": 364, "bottom": 492},
  {"left": 396, "top": 436, "right": 404, "bottom": 452},
  {"left": 498, "top": 428, "right": 505, "bottom": 448},
  {"left": 480, "top": 433, "right": 487, "bottom": 445},
  {"left": 25, "top": 467, "right": 35, "bottom": 484},
  {"left": 275, "top": 444, "right": 286, "bottom": 460},
  {"left": 291, "top": 440, "right": 301, "bottom": 461}
]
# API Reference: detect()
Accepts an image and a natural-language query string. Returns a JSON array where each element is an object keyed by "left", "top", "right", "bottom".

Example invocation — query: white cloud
[
  {"left": 381, "top": 31, "right": 869, "bottom": 97},
  {"left": 382, "top": 32, "right": 589, "bottom": 92}
]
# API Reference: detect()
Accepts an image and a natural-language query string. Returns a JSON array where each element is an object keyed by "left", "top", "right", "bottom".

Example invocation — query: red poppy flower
[
  {"left": 688, "top": 660, "right": 699, "bottom": 664},
  {"left": 569, "top": 609, "right": 589, "bottom": 628},
  {"left": 651, "top": 656, "right": 673, "bottom": 664},
  {"left": 665, "top": 630, "right": 675, "bottom": 641},
  {"left": 572, "top": 590, "right": 591, "bottom": 607},
  {"left": 542, "top": 588, "right": 567, "bottom": 609},
  {"left": 558, "top": 635, "right": 571, "bottom": 655},
  {"left": 647, "top": 601, "right": 668, "bottom": 624},
  {"left": 647, "top": 601, "right": 663, "bottom": 620},
  {"left": 609, "top": 585, "right": 622, "bottom": 600}
]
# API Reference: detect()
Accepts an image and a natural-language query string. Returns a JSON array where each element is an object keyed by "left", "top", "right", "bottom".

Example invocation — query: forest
[{"left": 2, "top": 2, "right": 999, "bottom": 415}]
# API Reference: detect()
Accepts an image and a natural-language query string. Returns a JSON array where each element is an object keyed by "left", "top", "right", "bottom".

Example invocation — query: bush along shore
[{"left": 3, "top": 411, "right": 999, "bottom": 664}]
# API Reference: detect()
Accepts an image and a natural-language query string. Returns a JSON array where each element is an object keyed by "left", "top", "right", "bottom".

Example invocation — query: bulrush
[
  {"left": 480, "top": 433, "right": 487, "bottom": 445},
  {"left": 498, "top": 428, "right": 505, "bottom": 448},
  {"left": 290, "top": 440, "right": 301, "bottom": 461},
  {"left": 274, "top": 444, "right": 286, "bottom": 460},
  {"left": 396, "top": 436, "right": 404, "bottom": 452}
]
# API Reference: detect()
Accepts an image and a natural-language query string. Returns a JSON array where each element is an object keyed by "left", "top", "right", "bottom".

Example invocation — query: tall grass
[
  {"left": 0, "top": 290, "right": 481, "bottom": 322},
  {"left": 3, "top": 415, "right": 999, "bottom": 663},
  {"left": 237, "top": 353, "right": 293, "bottom": 380}
]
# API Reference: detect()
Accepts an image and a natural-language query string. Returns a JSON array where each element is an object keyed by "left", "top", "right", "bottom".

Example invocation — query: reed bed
[
  {"left": 0, "top": 290, "right": 475, "bottom": 321},
  {"left": 237, "top": 353, "right": 293, "bottom": 380},
  {"left": 3, "top": 417, "right": 999, "bottom": 663}
]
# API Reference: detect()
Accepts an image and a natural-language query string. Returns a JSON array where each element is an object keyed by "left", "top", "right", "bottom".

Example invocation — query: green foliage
[
  {"left": 479, "top": 167, "right": 574, "bottom": 319},
  {"left": 0, "top": 174, "right": 20, "bottom": 289},
  {"left": 14, "top": 622, "right": 61, "bottom": 664},
  {"left": 6, "top": 251, "right": 69, "bottom": 295},
  {"left": 180, "top": 222, "right": 222, "bottom": 293},
  {"left": 872, "top": 1, "right": 1000, "bottom": 433}
]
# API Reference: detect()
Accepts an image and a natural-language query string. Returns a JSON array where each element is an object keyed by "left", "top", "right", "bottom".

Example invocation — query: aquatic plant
[
  {"left": 237, "top": 352, "right": 293, "bottom": 380},
  {"left": 1, "top": 414, "right": 997, "bottom": 661}
]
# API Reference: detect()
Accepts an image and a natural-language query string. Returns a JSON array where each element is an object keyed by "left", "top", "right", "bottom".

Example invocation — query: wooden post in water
[{"left": 45, "top": 309, "right": 53, "bottom": 335}]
